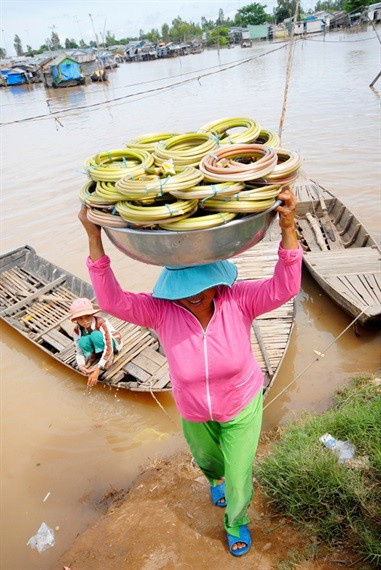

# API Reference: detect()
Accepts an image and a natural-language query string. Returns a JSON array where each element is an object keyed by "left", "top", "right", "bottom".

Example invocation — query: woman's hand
[
  {"left": 78, "top": 205, "right": 101, "bottom": 239},
  {"left": 276, "top": 187, "right": 297, "bottom": 230},
  {"left": 78, "top": 205, "right": 105, "bottom": 261}
]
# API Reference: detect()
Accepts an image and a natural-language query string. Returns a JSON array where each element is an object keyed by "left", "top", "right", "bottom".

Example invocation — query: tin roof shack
[
  {"left": 190, "top": 39, "right": 204, "bottom": 53},
  {"left": 368, "top": 2, "right": 381, "bottom": 21},
  {"left": 100, "top": 51, "right": 119, "bottom": 69},
  {"left": 305, "top": 18, "right": 324, "bottom": 33},
  {"left": 2, "top": 68, "right": 29, "bottom": 86},
  {"left": 330, "top": 11, "right": 350, "bottom": 28},
  {"left": 66, "top": 48, "right": 99, "bottom": 77},
  {"left": 270, "top": 24, "right": 289, "bottom": 40},
  {"left": 42, "top": 54, "right": 84, "bottom": 88},
  {"left": 247, "top": 24, "right": 269, "bottom": 40},
  {"left": 314, "top": 10, "right": 334, "bottom": 27},
  {"left": 11, "top": 62, "right": 41, "bottom": 83}
]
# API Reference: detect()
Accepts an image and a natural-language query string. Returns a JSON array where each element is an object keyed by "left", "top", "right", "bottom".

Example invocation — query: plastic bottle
[{"left": 319, "top": 433, "right": 356, "bottom": 463}]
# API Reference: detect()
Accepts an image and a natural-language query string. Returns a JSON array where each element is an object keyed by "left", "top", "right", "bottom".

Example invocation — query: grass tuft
[{"left": 255, "top": 375, "right": 381, "bottom": 564}]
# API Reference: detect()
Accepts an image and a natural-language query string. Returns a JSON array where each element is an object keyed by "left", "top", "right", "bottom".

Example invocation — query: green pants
[
  {"left": 78, "top": 330, "right": 115, "bottom": 358},
  {"left": 181, "top": 389, "right": 263, "bottom": 538}
]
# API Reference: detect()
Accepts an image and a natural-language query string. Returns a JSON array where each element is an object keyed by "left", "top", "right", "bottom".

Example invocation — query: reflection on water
[{"left": 1, "top": 29, "right": 380, "bottom": 569}]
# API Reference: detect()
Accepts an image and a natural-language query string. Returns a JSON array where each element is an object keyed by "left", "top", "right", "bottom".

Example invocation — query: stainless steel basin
[{"left": 104, "top": 200, "right": 280, "bottom": 267}]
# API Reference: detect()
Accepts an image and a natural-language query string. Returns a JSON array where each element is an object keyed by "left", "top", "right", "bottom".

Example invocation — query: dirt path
[{"left": 56, "top": 446, "right": 360, "bottom": 570}]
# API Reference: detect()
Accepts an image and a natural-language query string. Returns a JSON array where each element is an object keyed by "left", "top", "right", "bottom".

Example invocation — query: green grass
[{"left": 255, "top": 375, "right": 381, "bottom": 566}]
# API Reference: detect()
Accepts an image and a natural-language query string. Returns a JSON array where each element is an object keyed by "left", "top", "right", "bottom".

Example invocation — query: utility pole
[
  {"left": 1, "top": 29, "right": 9, "bottom": 55},
  {"left": 74, "top": 16, "right": 85, "bottom": 46},
  {"left": 89, "top": 13, "right": 104, "bottom": 80}
]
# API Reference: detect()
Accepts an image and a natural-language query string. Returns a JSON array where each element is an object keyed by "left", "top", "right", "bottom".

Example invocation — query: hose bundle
[
  {"left": 116, "top": 198, "right": 198, "bottom": 227},
  {"left": 255, "top": 129, "right": 281, "bottom": 148},
  {"left": 265, "top": 149, "right": 302, "bottom": 184},
  {"left": 80, "top": 116, "right": 302, "bottom": 231},
  {"left": 115, "top": 167, "right": 203, "bottom": 200},
  {"left": 126, "top": 132, "right": 179, "bottom": 152},
  {"left": 168, "top": 181, "right": 244, "bottom": 200},
  {"left": 198, "top": 117, "right": 261, "bottom": 145},
  {"left": 85, "top": 149, "right": 154, "bottom": 182},
  {"left": 152, "top": 133, "right": 218, "bottom": 168},
  {"left": 199, "top": 144, "right": 278, "bottom": 182}
]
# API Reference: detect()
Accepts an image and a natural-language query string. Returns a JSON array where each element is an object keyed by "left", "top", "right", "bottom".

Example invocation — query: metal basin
[{"left": 104, "top": 200, "right": 280, "bottom": 267}]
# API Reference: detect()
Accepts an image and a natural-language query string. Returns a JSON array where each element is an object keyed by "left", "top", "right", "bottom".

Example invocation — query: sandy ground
[{"left": 55, "top": 445, "right": 363, "bottom": 570}]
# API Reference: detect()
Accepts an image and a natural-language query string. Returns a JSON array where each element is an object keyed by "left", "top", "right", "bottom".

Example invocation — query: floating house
[
  {"left": 368, "top": 2, "right": 381, "bottom": 21},
  {"left": 1, "top": 68, "right": 29, "bottom": 86},
  {"left": 42, "top": 53, "right": 84, "bottom": 88},
  {"left": 100, "top": 51, "right": 119, "bottom": 69}
]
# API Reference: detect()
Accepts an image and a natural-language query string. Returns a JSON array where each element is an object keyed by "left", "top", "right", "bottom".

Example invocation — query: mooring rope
[{"left": 263, "top": 307, "right": 368, "bottom": 411}]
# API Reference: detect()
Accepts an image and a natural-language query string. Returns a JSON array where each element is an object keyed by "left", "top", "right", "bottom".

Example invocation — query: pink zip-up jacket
[{"left": 87, "top": 243, "right": 302, "bottom": 423}]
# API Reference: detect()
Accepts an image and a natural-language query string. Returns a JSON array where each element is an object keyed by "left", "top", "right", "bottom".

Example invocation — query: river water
[{"left": 1, "top": 29, "right": 380, "bottom": 569}]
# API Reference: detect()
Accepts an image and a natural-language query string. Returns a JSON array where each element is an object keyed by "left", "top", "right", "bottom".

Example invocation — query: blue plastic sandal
[
  {"left": 227, "top": 525, "right": 251, "bottom": 557},
  {"left": 210, "top": 480, "right": 226, "bottom": 507}
]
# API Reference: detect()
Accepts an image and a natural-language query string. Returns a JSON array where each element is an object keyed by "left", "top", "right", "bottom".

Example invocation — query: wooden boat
[
  {"left": 0, "top": 242, "right": 296, "bottom": 396},
  {"left": 294, "top": 179, "right": 381, "bottom": 326}
]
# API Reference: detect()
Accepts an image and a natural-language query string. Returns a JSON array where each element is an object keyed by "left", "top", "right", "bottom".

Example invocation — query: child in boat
[{"left": 70, "top": 298, "right": 123, "bottom": 386}]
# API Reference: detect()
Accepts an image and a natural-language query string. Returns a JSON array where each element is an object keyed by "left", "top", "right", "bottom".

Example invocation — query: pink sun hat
[{"left": 70, "top": 298, "right": 100, "bottom": 322}]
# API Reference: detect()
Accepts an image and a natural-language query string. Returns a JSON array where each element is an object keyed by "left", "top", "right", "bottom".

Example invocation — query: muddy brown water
[{"left": 1, "top": 29, "right": 380, "bottom": 569}]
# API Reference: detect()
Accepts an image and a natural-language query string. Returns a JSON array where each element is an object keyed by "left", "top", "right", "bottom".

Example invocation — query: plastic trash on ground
[
  {"left": 27, "top": 522, "right": 55, "bottom": 553},
  {"left": 320, "top": 433, "right": 356, "bottom": 463}
]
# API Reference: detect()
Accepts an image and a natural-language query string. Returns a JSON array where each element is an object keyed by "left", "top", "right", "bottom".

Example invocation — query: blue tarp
[
  {"left": 52, "top": 60, "right": 81, "bottom": 83},
  {"left": 7, "top": 72, "right": 27, "bottom": 85}
]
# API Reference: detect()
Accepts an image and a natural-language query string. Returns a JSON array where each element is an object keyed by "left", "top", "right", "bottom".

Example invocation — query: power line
[
  {"left": 303, "top": 35, "right": 377, "bottom": 43},
  {"left": 0, "top": 42, "right": 291, "bottom": 126}
]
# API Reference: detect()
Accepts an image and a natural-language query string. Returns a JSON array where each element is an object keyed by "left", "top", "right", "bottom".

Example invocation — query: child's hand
[
  {"left": 79, "top": 365, "right": 89, "bottom": 375},
  {"left": 87, "top": 367, "right": 100, "bottom": 387}
]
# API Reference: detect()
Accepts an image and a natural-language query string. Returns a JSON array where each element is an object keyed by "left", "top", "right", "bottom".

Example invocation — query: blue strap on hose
[
  {"left": 208, "top": 153, "right": 219, "bottom": 161},
  {"left": 212, "top": 133, "right": 220, "bottom": 148},
  {"left": 218, "top": 213, "right": 227, "bottom": 225},
  {"left": 107, "top": 152, "right": 113, "bottom": 163},
  {"left": 164, "top": 203, "right": 175, "bottom": 216},
  {"left": 122, "top": 156, "right": 128, "bottom": 168},
  {"left": 112, "top": 206, "right": 117, "bottom": 215},
  {"left": 158, "top": 176, "right": 171, "bottom": 197},
  {"left": 201, "top": 184, "right": 218, "bottom": 206}
]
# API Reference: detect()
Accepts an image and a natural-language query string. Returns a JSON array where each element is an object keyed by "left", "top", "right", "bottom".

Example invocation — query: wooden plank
[
  {"left": 140, "top": 346, "right": 167, "bottom": 366},
  {"left": 151, "top": 371, "right": 171, "bottom": 390},
  {"left": 296, "top": 219, "right": 320, "bottom": 251},
  {"left": 1, "top": 276, "right": 66, "bottom": 316},
  {"left": 124, "top": 362, "right": 151, "bottom": 383},
  {"left": 42, "top": 331, "right": 67, "bottom": 351},
  {"left": 132, "top": 353, "right": 161, "bottom": 375},
  {"left": 252, "top": 320, "right": 273, "bottom": 377}
]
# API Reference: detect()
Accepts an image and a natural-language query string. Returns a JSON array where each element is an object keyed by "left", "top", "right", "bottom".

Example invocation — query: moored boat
[
  {"left": 0, "top": 241, "right": 296, "bottom": 396},
  {"left": 294, "top": 179, "right": 381, "bottom": 326}
]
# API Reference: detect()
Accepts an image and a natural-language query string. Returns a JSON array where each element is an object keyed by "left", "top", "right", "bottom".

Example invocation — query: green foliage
[
  {"left": 0, "top": 47, "right": 6, "bottom": 58},
  {"left": 79, "top": 39, "right": 87, "bottom": 48},
  {"left": 273, "top": 0, "right": 304, "bottom": 22},
  {"left": 208, "top": 26, "right": 230, "bottom": 45},
  {"left": 314, "top": 0, "right": 345, "bottom": 11},
  {"left": 14, "top": 34, "right": 23, "bottom": 56},
  {"left": 343, "top": 0, "right": 371, "bottom": 12},
  {"left": 255, "top": 376, "right": 381, "bottom": 564},
  {"left": 65, "top": 38, "right": 78, "bottom": 49},
  {"left": 161, "top": 23, "right": 170, "bottom": 42},
  {"left": 235, "top": 3, "right": 271, "bottom": 25},
  {"left": 50, "top": 30, "right": 62, "bottom": 50},
  {"left": 105, "top": 30, "right": 117, "bottom": 46},
  {"left": 169, "top": 16, "right": 202, "bottom": 43}
]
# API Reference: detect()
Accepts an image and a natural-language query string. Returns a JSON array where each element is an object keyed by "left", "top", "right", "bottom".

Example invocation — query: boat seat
[{"left": 304, "top": 247, "right": 381, "bottom": 276}]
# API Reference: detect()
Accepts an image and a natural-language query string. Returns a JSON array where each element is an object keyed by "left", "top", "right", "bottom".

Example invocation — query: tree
[
  {"left": 217, "top": 8, "right": 225, "bottom": 25},
  {"left": 161, "top": 22, "right": 170, "bottom": 41},
  {"left": 50, "top": 30, "right": 62, "bottom": 49},
  {"left": 273, "top": 0, "right": 304, "bottom": 22},
  {"left": 235, "top": 2, "right": 270, "bottom": 25},
  {"left": 0, "top": 47, "right": 6, "bottom": 58},
  {"left": 106, "top": 30, "right": 117, "bottom": 46},
  {"left": 208, "top": 26, "right": 230, "bottom": 45},
  {"left": 146, "top": 28, "right": 160, "bottom": 42},
  {"left": 14, "top": 34, "right": 23, "bottom": 56},
  {"left": 25, "top": 44, "right": 33, "bottom": 55},
  {"left": 314, "top": 0, "right": 344, "bottom": 10},
  {"left": 79, "top": 39, "right": 87, "bottom": 48},
  {"left": 343, "top": 0, "right": 370, "bottom": 11},
  {"left": 139, "top": 28, "right": 145, "bottom": 40}
]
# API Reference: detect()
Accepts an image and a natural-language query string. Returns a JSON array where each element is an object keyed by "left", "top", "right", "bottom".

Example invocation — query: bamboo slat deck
[
  {"left": 1, "top": 238, "right": 296, "bottom": 396},
  {"left": 233, "top": 241, "right": 295, "bottom": 392},
  {"left": 295, "top": 179, "right": 381, "bottom": 326}
]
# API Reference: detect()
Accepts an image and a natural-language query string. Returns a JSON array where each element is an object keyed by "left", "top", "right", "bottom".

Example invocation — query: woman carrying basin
[{"left": 78, "top": 187, "right": 302, "bottom": 557}]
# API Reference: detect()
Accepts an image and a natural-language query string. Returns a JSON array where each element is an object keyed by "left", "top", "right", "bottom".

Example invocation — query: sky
[{"left": 1, "top": 0, "right": 246, "bottom": 55}]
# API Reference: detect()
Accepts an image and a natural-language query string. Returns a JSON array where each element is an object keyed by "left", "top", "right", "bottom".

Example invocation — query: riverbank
[{"left": 56, "top": 375, "right": 379, "bottom": 570}]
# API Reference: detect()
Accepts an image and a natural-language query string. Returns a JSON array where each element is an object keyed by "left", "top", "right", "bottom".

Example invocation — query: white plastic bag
[{"left": 27, "top": 522, "right": 55, "bottom": 553}]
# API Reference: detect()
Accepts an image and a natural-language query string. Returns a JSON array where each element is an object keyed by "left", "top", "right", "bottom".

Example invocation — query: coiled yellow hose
[
  {"left": 115, "top": 167, "right": 203, "bottom": 199},
  {"left": 85, "top": 149, "right": 154, "bottom": 182},
  {"left": 87, "top": 206, "right": 127, "bottom": 228},
  {"left": 79, "top": 181, "right": 114, "bottom": 207},
  {"left": 255, "top": 129, "right": 281, "bottom": 148},
  {"left": 125, "top": 132, "right": 179, "bottom": 152},
  {"left": 198, "top": 117, "right": 261, "bottom": 144},
  {"left": 153, "top": 133, "right": 218, "bottom": 168},
  {"left": 201, "top": 197, "right": 276, "bottom": 213},
  {"left": 159, "top": 211, "right": 236, "bottom": 231},
  {"left": 168, "top": 181, "right": 244, "bottom": 200},
  {"left": 227, "top": 184, "right": 281, "bottom": 202},
  {"left": 116, "top": 198, "right": 198, "bottom": 226},
  {"left": 265, "top": 149, "right": 302, "bottom": 184}
]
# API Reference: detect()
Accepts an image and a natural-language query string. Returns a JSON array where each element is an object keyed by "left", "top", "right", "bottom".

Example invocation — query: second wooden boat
[{"left": 295, "top": 179, "right": 381, "bottom": 326}]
